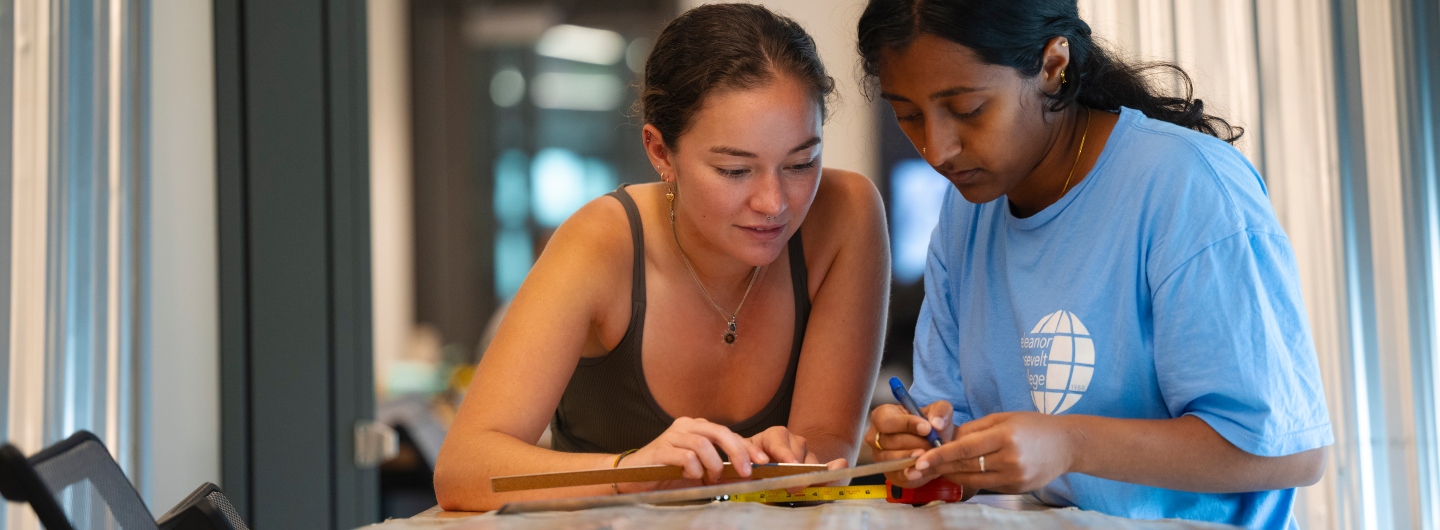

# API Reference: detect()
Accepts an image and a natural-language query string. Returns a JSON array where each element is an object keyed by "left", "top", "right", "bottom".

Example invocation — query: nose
[
  {"left": 750, "top": 169, "right": 785, "bottom": 220},
  {"left": 921, "top": 119, "right": 959, "bottom": 167}
]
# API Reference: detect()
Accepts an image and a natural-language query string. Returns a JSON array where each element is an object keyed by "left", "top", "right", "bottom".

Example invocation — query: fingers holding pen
[
  {"left": 919, "top": 401, "right": 956, "bottom": 441},
  {"left": 868, "top": 401, "right": 956, "bottom": 456}
]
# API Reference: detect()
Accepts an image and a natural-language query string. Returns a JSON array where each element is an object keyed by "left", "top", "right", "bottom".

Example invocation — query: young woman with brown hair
[{"left": 435, "top": 3, "right": 890, "bottom": 512}]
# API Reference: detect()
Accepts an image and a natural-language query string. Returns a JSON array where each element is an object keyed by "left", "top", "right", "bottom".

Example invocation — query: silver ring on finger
[{"left": 978, "top": 455, "right": 986, "bottom": 473}]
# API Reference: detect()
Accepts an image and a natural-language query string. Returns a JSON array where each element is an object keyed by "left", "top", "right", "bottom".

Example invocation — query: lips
[
  {"left": 739, "top": 224, "right": 785, "bottom": 241},
  {"left": 943, "top": 168, "right": 980, "bottom": 185}
]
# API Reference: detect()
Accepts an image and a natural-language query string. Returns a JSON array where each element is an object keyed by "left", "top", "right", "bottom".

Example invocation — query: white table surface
[{"left": 360, "top": 495, "right": 1238, "bottom": 529}]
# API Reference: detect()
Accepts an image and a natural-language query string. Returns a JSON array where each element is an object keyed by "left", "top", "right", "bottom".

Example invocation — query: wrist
[
  {"left": 1059, "top": 414, "right": 1091, "bottom": 475},
  {"left": 610, "top": 448, "right": 639, "bottom": 495}
]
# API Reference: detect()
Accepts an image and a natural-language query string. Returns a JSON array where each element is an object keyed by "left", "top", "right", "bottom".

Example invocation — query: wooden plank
[
  {"left": 496, "top": 458, "right": 918, "bottom": 514},
  {"left": 491, "top": 463, "right": 827, "bottom": 492}
]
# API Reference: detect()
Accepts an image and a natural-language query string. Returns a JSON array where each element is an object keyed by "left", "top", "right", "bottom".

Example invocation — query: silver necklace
[{"left": 668, "top": 189, "right": 760, "bottom": 345}]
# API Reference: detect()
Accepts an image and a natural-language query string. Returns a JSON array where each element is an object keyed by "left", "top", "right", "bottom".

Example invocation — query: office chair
[
  {"left": 1, "top": 430, "right": 248, "bottom": 530},
  {"left": 155, "top": 482, "right": 248, "bottom": 530},
  {"left": 0, "top": 430, "right": 156, "bottom": 529}
]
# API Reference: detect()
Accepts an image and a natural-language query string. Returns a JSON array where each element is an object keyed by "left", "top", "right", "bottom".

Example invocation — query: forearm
[
  {"left": 434, "top": 428, "right": 618, "bottom": 512},
  {"left": 1064, "top": 414, "right": 1326, "bottom": 492},
  {"left": 804, "top": 430, "right": 858, "bottom": 464},
  {"left": 797, "top": 429, "right": 859, "bottom": 485}
]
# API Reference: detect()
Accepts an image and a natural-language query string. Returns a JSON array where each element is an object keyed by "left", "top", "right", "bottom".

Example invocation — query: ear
[
  {"left": 1038, "top": 36, "right": 1071, "bottom": 95},
  {"left": 641, "top": 124, "right": 675, "bottom": 183}
]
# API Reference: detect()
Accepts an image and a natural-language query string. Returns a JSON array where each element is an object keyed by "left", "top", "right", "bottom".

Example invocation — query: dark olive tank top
[{"left": 549, "top": 185, "right": 811, "bottom": 454}]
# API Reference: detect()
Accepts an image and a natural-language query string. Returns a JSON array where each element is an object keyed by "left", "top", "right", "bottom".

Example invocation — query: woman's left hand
[
  {"left": 749, "top": 426, "right": 848, "bottom": 492},
  {"left": 749, "top": 425, "right": 819, "bottom": 464},
  {"left": 904, "top": 411, "right": 1079, "bottom": 494}
]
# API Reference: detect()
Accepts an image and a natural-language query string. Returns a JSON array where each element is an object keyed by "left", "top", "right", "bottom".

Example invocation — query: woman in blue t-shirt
[{"left": 858, "top": 0, "right": 1332, "bottom": 527}]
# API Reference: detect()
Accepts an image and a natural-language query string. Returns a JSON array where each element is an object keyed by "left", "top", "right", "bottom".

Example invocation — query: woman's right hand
[
  {"left": 616, "top": 416, "right": 770, "bottom": 493},
  {"left": 865, "top": 400, "right": 956, "bottom": 488}
]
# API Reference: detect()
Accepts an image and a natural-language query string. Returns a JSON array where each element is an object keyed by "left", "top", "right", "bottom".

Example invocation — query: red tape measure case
[{"left": 884, "top": 478, "right": 963, "bottom": 505}]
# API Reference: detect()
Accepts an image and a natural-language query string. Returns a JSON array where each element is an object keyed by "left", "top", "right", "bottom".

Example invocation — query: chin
[
  {"left": 737, "top": 241, "right": 788, "bottom": 268},
  {"left": 954, "top": 184, "right": 1006, "bottom": 205}
]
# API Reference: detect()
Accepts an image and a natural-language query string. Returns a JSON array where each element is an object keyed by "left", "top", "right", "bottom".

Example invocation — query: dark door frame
[{"left": 214, "top": 0, "right": 376, "bottom": 527}]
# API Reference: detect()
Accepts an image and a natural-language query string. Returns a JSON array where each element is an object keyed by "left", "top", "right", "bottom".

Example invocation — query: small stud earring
[{"left": 922, "top": 147, "right": 927, "bottom": 154}]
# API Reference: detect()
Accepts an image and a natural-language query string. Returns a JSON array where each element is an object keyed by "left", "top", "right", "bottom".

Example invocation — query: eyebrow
[
  {"left": 709, "top": 137, "right": 822, "bottom": 158},
  {"left": 879, "top": 85, "right": 986, "bottom": 103}
]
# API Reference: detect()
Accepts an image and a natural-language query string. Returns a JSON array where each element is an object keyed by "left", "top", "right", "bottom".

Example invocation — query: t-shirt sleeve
[
  {"left": 1151, "top": 229, "right": 1334, "bottom": 457},
  {"left": 910, "top": 190, "right": 975, "bottom": 426}
]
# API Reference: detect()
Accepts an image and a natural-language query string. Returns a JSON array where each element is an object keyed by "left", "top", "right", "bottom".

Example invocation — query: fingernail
[
  {"left": 932, "top": 417, "right": 948, "bottom": 430},
  {"left": 915, "top": 460, "right": 930, "bottom": 471},
  {"left": 911, "top": 449, "right": 925, "bottom": 458},
  {"left": 906, "top": 469, "right": 921, "bottom": 480}
]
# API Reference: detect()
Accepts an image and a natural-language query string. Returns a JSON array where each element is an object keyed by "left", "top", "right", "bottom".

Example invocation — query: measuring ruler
[{"left": 725, "top": 485, "right": 887, "bottom": 503}]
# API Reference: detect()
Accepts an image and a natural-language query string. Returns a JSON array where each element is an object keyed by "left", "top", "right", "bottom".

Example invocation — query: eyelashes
[
  {"left": 711, "top": 160, "right": 819, "bottom": 178},
  {"left": 893, "top": 104, "right": 985, "bottom": 124}
]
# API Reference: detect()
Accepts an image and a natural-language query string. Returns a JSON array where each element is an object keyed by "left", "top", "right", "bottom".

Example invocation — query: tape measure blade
[{"left": 728, "top": 486, "right": 887, "bottom": 503}]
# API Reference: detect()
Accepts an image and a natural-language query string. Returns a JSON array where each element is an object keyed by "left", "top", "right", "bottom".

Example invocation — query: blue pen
[{"left": 889, "top": 377, "right": 944, "bottom": 448}]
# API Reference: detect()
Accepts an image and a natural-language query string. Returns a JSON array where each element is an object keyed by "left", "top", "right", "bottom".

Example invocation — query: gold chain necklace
[
  {"left": 1060, "top": 108, "right": 1091, "bottom": 197},
  {"left": 669, "top": 190, "right": 760, "bottom": 345}
]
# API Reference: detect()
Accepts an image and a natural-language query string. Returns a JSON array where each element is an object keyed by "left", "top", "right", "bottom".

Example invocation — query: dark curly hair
[
  {"left": 857, "top": 0, "right": 1242, "bottom": 143},
  {"left": 640, "top": 3, "right": 837, "bottom": 150}
]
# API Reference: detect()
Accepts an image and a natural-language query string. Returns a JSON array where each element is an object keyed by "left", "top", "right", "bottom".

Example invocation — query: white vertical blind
[
  {"left": 7, "top": 1, "right": 54, "bottom": 527},
  {"left": 6, "top": 0, "right": 145, "bottom": 528},
  {"left": 1351, "top": 0, "right": 1421, "bottom": 524}
]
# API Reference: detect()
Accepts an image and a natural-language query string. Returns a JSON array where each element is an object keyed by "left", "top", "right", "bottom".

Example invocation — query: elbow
[
  {"left": 1263, "top": 446, "right": 1327, "bottom": 490},
  {"left": 1295, "top": 446, "right": 1328, "bottom": 487},
  {"left": 432, "top": 457, "right": 468, "bottom": 511},
  {"left": 433, "top": 447, "right": 501, "bottom": 512}
]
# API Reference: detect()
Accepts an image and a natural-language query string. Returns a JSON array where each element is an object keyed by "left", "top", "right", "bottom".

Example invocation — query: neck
[
  {"left": 669, "top": 199, "right": 763, "bottom": 302},
  {"left": 1007, "top": 107, "right": 1088, "bottom": 218}
]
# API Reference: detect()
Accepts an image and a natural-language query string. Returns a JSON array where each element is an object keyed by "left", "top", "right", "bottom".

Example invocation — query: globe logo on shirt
[{"left": 1020, "top": 310, "right": 1096, "bottom": 414}]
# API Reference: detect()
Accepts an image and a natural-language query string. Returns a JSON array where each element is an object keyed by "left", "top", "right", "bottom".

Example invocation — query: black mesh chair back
[
  {"left": 156, "top": 482, "right": 249, "bottom": 530},
  {"left": 1, "top": 442, "right": 73, "bottom": 530},
  {"left": 5, "top": 430, "right": 158, "bottom": 530}
]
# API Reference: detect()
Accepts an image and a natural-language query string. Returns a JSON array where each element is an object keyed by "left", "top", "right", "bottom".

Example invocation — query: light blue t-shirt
[{"left": 910, "top": 107, "right": 1333, "bottom": 529}]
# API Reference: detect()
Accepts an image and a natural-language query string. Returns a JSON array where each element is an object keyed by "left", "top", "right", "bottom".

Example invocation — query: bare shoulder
[
  {"left": 796, "top": 168, "right": 888, "bottom": 295},
  {"left": 548, "top": 193, "right": 630, "bottom": 254},
  {"left": 529, "top": 190, "right": 635, "bottom": 301},
  {"left": 802, "top": 168, "right": 886, "bottom": 246}
]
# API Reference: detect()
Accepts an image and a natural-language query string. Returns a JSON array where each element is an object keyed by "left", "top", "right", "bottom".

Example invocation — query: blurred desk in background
[{"left": 359, "top": 496, "right": 1237, "bottom": 529}]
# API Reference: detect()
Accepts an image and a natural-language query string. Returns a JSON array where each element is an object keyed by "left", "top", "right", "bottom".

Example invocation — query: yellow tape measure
[{"left": 724, "top": 485, "right": 887, "bottom": 503}]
